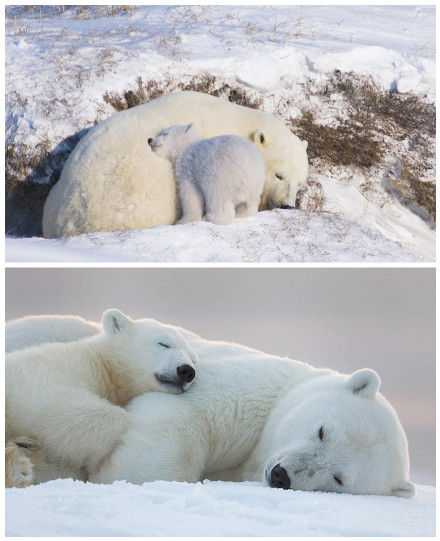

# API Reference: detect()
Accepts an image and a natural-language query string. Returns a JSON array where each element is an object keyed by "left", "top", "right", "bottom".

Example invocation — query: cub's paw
[{"left": 5, "top": 439, "right": 36, "bottom": 488}]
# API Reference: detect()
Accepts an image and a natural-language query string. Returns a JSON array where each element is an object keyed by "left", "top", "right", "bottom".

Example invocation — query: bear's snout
[
  {"left": 270, "top": 463, "right": 291, "bottom": 490},
  {"left": 177, "top": 364, "right": 196, "bottom": 384}
]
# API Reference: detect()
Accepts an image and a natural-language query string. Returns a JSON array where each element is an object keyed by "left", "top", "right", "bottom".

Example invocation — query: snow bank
[
  {"left": 6, "top": 479, "right": 435, "bottom": 537},
  {"left": 5, "top": 209, "right": 424, "bottom": 263}
]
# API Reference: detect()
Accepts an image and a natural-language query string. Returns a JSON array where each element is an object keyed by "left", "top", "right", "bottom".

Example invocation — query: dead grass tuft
[
  {"left": 296, "top": 179, "right": 326, "bottom": 213},
  {"left": 291, "top": 71, "right": 436, "bottom": 221},
  {"left": 103, "top": 74, "right": 262, "bottom": 112}
]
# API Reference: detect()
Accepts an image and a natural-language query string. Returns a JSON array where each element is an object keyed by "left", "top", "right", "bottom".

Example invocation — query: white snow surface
[
  {"left": 5, "top": 5, "right": 436, "bottom": 262},
  {"left": 6, "top": 479, "right": 435, "bottom": 537},
  {"left": 6, "top": 209, "right": 424, "bottom": 263}
]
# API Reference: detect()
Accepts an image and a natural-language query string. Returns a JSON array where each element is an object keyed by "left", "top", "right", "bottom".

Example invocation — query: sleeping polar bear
[
  {"left": 42, "top": 91, "right": 308, "bottom": 238},
  {"left": 5, "top": 314, "right": 415, "bottom": 498},
  {"left": 6, "top": 311, "right": 198, "bottom": 487}
]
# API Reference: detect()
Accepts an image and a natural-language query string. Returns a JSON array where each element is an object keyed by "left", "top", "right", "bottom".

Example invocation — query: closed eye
[
  {"left": 318, "top": 426, "right": 324, "bottom": 441},
  {"left": 334, "top": 476, "right": 344, "bottom": 486},
  {"left": 275, "top": 173, "right": 285, "bottom": 180},
  {"left": 158, "top": 342, "right": 170, "bottom": 348}
]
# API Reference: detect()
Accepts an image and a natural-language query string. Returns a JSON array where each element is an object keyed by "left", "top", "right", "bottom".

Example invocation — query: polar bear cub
[
  {"left": 148, "top": 124, "right": 265, "bottom": 225},
  {"left": 6, "top": 309, "right": 198, "bottom": 483}
]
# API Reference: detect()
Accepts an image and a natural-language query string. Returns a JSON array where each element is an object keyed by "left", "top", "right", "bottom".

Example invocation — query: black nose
[
  {"left": 177, "top": 364, "right": 195, "bottom": 383},
  {"left": 148, "top": 138, "right": 153, "bottom": 145},
  {"left": 270, "top": 464, "right": 291, "bottom": 490}
]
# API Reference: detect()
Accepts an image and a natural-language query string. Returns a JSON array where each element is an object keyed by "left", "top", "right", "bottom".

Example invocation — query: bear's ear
[
  {"left": 251, "top": 129, "right": 268, "bottom": 147},
  {"left": 346, "top": 369, "right": 381, "bottom": 398},
  {"left": 102, "top": 309, "right": 132, "bottom": 336},
  {"left": 390, "top": 479, "right": 416, "bottom": 498}
]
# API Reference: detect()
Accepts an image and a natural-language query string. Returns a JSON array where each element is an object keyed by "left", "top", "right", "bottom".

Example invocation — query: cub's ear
[
  {"left": 251, "top": 129, "right": 268, "bottom": 147},
  {"left": 347, "top": 369, "right": 381, "bottom": 398},
  {"left": 390, "top": 479, "right": 416, "bottom": 498},
  {"left": 102, "top": 309, "right": 132, "bottom": 335}
]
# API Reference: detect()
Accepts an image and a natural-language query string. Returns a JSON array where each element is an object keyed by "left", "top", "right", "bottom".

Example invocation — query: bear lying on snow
[
  {"left": 42, "top": 91, "right": 309, "bottom": 238},
  {"left": 5, "top": 314, "right": 414, "bottom": 498},
  {"left": 5, "top": 310, "right": 198, "bottom": 486},
  {"left": 149, "top": 124, "right": 265, "bottom": 225}
]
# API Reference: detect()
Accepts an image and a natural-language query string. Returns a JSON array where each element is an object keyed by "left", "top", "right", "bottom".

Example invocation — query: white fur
[
  {"left": 90, "top": 329, "right": 414, "bottom": 498},
  {"left": 149, "top": 124, "right": 265, "bottom": 225},
  {"left": 42, "top": 91, "right": 308, "bottom": 237},
  {"left": 5, "top": 316, "right": 414, "bottom": 498},
  {"left": 6, "top": 314, "right": 100, "bottom": 353},
  {"left": 5, "top": 310, "right": 198, "bottom": 482}
]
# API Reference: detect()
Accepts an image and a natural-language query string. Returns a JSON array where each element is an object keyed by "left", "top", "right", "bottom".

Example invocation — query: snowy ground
[
  {"left": 5, "top": 5, "right": 436, "bottom": 262},
  {"left": 5, "top": 209, "right": 426, "bottom": 263},
  {"left": 6, "top": 479, "right": 435, "bottom": 537}
]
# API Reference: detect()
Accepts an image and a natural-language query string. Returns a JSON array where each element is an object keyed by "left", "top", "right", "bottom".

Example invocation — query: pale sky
[{"left": 5, "top": 267, "right": 435, "bottom": 483}]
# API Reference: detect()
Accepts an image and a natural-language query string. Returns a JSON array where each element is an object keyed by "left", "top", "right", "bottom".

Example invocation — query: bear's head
[
  {"left": 102, "top": 309, "right": 198, "bottom": 394},
  {"left": 250, "top": 128, "right": 309, "bottom": 211},
  {"left": 263, "top": 369, "right": 415, "bottom": 498},
  {"left": 148, "top": 123, "right": 202, "bottom": 161}
]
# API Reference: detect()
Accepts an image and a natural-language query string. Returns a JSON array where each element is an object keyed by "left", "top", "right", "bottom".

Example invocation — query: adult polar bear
[
  {"left": 5, "top": 314, "right": 415, "bottom": 498},
  {"left": 42, "top": 91, "right": 309, "bottom": 238}
]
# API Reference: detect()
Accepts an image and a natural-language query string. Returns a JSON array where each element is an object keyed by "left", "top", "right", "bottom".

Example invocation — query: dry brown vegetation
[
  {"left": 291, "top": 71, "right": 435, "bottom": 221},
  {"left": 103, "top": 74, "right": 262, "bottom": 112}
]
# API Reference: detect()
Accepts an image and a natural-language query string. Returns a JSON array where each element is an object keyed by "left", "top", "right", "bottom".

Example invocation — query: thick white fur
[
  {"left": 91, "top": 340, "right": 415, "bottom": 498},
  {"left": 42, "top": 91, "right": 308, "bottom": 237},
  {"left": 6, "top": 314, "right": 100, "bottom": 353},
  {"left": 5, "top": 310, "right": 198, "bottom": 485},
  {"left": 149, "top": 124, "right": 265, "bottom": 225},
  {"left": 5, "top": 315, "right": 414, "bottom": 498}
]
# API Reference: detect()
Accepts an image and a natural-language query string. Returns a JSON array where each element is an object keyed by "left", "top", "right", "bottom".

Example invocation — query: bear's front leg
[
  {"left": 5, "top": 440, "right": 34, "bottom": 488},
  {"left": 175, "top": 177, "right": 204, "bottom": 224},
  {"left": 37, "top": 393, "right": 131, "bottom": 473}
]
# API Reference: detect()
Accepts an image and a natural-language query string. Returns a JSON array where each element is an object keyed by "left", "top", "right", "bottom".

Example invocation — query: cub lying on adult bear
[
  {"left": 149, "top": 124, "right": 265, "bottom": 225},
  {"left": 42, "top": 91, "right": 308, "bottom": 238},
  {"left": 6, "top": 310, "right": 198, "bottom": 486},
  {"left": 6, "top": 314, "right": 414, "bottom": 498}
]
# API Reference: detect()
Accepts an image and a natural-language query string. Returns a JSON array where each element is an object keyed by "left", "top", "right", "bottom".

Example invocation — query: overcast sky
[{"left": 5, "top": 267, "right": 435, "bottom": 482}]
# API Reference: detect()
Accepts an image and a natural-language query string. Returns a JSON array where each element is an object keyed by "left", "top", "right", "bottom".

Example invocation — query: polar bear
[
  {"left": 6, "top": 309, "right": 198, "bottom": 486},
  {"left": 6, "top": 314, "right": 100, "bottom": 353},
  {"left": 148, "top": 124, "right": 265, "bottom": 225},
  {"left": 89, "top": 330, "right": 415, "bottom": 498},
  {"left": 42, "top": 91, "right": 308, "bottom": 238},
  {"left": 5, "top": 317, "right": 415, "bottom": 498}
]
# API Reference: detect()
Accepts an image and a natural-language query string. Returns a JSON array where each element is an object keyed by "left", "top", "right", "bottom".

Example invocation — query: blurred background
[{"left": 5, "top": 267, "right": 435, "bottom": 485}]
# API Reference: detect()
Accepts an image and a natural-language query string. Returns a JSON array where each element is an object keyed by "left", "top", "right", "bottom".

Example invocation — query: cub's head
[
  {"left": 102, "top": 309, "right": 198, "bottom": 394},
  {"left": 264, "top": 369, "right": 415, "bottom": 498},
  {"left": 148, "top": 123, "right": 201, "bottom": 161}
]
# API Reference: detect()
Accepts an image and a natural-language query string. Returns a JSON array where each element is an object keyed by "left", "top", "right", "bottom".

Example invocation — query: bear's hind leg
[
  {"left": 204, "top": 200, "right": 236, "bottom": 225},
  {"left": 236, "top": 196, "right": 260, "bottom": 218}
]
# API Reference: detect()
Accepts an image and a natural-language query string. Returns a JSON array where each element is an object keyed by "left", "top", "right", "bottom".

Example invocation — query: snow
[
  {"left": 6, "top": 479, "right": 435, "bottom": 537},
  {"left": 5, "top": 5, "right": 436, "bottom": 262},
  {"left": 5, "top": 209, "right": 424, "bottom": 263}
]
